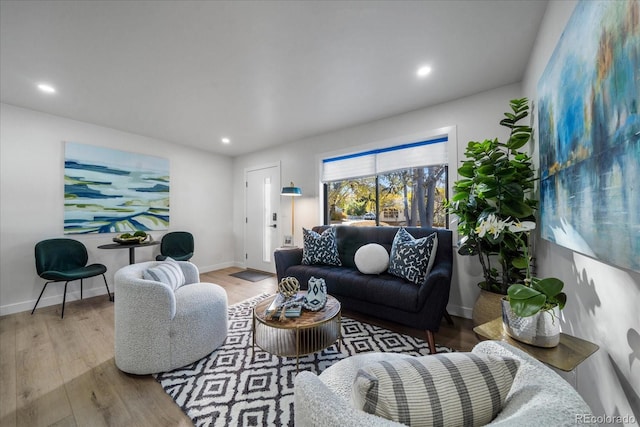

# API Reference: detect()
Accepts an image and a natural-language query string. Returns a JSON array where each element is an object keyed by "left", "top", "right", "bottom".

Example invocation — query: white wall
[
  {"left": 233, "top": 82, "right": 523, "bottom": 319},
  {"left": 523, "top": 1, "right": 639, "bottom": 423},
  {"left": 0, "top": 103, "right": 236, "bottom": 316}
]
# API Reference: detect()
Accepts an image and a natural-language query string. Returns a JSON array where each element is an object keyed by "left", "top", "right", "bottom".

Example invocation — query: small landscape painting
[
  {"left": 64, "top": 142, "right": 170, "bottom": 234},
  {"left": 537, "top": 0, "right": 639, "bottom": 272}
]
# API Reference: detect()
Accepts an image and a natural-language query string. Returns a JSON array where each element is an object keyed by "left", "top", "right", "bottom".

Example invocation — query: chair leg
[
  {"left": 443, "top": 310, "right": 454, "bottom": 326},
  {"left": 102, "top": 274, "right": 113, "bottom": 302},
  {"left": 31, "top": 281, "right": 51, "bottom": 315},
  {"left": 426, "top": 330, "right": 437, "bottom": 355},
  {"left": 61, "top": 281, "right": 70, "bottom": 319},
  {"left": 80, "top": 279, "right": 83, "bottom": 300}
]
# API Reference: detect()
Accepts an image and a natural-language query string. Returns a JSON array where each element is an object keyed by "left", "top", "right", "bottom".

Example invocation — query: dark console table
[{"left": 98, "top": 241, "right": 160, "bottom": 264}]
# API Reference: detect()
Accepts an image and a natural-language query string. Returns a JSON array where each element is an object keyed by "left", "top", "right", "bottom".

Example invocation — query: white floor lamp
[{"left": 281, "top": 182, "right": 302, "bottom": 246}]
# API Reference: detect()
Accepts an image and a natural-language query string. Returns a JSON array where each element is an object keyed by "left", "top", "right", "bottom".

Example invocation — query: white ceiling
[{"left": 0, "top": 0, "right": 548, "bottom": 157}]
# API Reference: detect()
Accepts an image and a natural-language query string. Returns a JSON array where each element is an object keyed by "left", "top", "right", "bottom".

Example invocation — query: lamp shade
[{"left": 281, "top": 182, "right": 302, "bottom": 196}]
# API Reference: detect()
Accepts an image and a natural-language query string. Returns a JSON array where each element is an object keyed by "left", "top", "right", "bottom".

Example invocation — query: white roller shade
[
  {"left": 376, "top": 137, "right": 448, "bottom": 174},
  {"left": 321, "top": 151, "right": 376, "bottom": 182},
  {"left": 322, "top": 136, "right": 448, "bottom": 182}
]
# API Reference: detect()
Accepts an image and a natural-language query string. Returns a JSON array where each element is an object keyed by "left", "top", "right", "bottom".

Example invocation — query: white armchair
[
  {"left": 114, "top": 261, "right": 228, "bottom": 374},
  {"left": 294, "top": 341, "right": 595, "bottom": 427}
]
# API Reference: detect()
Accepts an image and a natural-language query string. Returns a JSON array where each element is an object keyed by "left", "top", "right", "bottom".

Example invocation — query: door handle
[{"left": 268, "top": 224, "right": 277, "bottom": 228}]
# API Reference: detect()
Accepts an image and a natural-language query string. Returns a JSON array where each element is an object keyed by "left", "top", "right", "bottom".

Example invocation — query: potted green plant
[
  {"left": 479, "top": 218, "right": 567, "bottom": 348},
  {"left": 446, "top": 98, "right": 538, "bottom": 324}
]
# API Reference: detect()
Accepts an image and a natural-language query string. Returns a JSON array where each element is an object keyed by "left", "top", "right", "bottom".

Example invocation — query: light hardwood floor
[{"left": 0, "top": 267, "right": 478, "bottom": 427}]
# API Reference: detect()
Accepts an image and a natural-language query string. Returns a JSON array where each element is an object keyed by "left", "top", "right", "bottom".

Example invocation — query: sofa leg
[
  {"left": 425, "top": 330, "right": 437, "bottom": 355},
  {"left": 443, "top": 310, "right": 454, "bottom": 325}
]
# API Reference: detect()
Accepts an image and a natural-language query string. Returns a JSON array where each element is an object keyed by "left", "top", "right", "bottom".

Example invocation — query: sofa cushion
[
  {"left": 388, "top": 228, "right": 438, "bottom": 285},
  {"left": 354, "top": 243, "right": 389, "bottom": 274},
  {"left": 302, "top": 227, "right": 342, "bottom": 266},
  {"left": 143, "top": 257, "right": 185, "bottom": 291},
  {"left": 352, "top": 352, "right": 520, "bottom": 427}
]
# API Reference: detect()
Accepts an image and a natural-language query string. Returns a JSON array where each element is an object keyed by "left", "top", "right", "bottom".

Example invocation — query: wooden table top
[
  {"left": 473, "top": 317, "right": 599, "bottom": 372},
  {"left": 254, "top": 294, "right": 341, "bottom": 329}
]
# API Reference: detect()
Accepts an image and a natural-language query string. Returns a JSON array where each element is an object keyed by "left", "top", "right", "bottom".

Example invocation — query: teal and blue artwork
[
  {"left": 538, "top": 0, "right": 639, "bottom": 272},
  {"left": 64, "top": 142, "right": 170, "bottom": 234}
]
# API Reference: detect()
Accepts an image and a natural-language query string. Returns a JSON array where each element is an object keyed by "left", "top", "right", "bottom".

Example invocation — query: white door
[{"left": 245, "top": 165, "right": 280, "bottom": 273}]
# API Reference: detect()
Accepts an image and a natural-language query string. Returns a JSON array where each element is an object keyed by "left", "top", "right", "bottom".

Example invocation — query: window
[{"left": 322, "top": 133, "right": 451, "bottom": 228}]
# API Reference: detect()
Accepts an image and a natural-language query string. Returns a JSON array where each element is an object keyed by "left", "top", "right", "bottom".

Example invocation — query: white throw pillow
[
  {"left": 143, "top": 257, "right": 185, "bottom": 291},
  {"left": 354, "top": 243, "right": 389, "bottom": 274},
  {"left": 352, "top": 352, "right": 520, "bottom": 427}
]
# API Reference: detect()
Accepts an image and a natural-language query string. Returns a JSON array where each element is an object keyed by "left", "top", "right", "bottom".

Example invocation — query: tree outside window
[{"left": 325, "top": 165, "right": 448, "bottom": 228}]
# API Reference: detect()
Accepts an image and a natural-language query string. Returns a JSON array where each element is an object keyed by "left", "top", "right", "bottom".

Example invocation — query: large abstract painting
[
  {"left": 64, "top": 142, "right": 170, "bottom": 234},
  {"left": 538, "top": 0, "right": 640, "bottom": 272}
]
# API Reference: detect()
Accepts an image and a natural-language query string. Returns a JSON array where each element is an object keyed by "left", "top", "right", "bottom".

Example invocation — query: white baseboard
[
  {"left": 2, "top": 261, "right": 241, "bottom": 317},
  {"left": 446, "top": 304, "right": 473, "bottom": 320},
  {"left": 0, "top": 286, "right": 111, "bottom": 317},
  {"left": 197, "top": 261, "right": 238, "bottom": 273}
]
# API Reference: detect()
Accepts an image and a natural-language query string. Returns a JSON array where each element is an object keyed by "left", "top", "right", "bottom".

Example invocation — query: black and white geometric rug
[{"left": 154, "top": 293, "right": 453, "bottom": 427}]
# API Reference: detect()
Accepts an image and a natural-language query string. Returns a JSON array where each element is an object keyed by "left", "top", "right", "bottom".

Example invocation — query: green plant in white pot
[
  {"left": 475, "top": 215, "right": 567, "bottom": 347},
  {"left": 507, "top": 278, "right": 566, "bottom": 318}
]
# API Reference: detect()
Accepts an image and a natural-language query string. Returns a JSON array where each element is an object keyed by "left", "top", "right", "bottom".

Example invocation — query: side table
[{"left": 474, "top": 317, "right": 598, "bottom": 387}]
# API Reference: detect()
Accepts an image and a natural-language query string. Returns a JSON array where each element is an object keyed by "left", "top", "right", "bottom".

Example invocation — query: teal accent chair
[
  {"left": 33, "top": 238, "right": 113, "bottom": 318},
  {"left": 156, "top": 231, "right": 194, "bottom": 261}
]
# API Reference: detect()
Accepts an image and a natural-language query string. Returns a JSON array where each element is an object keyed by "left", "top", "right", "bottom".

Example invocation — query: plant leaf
[
  {"left": 451, "top": 191, "right": 470, "bottom": 202},
  {"left": 553, "top": 292, "right": 567, "bottom": 309},
  {"left": 458, "top": 164, "right": 475, "bottom": 178},
  {"left": 477, "top": 164, "right": 495, "bottom": 175},
  {"left": 509, "top": 294, "right": 546, "bottom": 317},
  {"left": 458, "top": 242, "right": 477, "bottom": 256},
  {"left": 534, "top": 277, "right": 564, "bottom": 298},
  {"left": 501, "top": 200, "right": 533, "bottom": 218},
  {"left": 507, "top": 283, "right": 539, "bottom": 299},
  {"left": 511, "top": 257, "right": 528, "bottom": 269}
]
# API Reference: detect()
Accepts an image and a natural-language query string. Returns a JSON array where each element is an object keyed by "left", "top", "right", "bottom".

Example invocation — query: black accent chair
[
  {"left": 156, "top": 231, "right": 194, "bottom": 261},
  {"left": 33, "top": 238, "right": 112, "bottom": 318}
]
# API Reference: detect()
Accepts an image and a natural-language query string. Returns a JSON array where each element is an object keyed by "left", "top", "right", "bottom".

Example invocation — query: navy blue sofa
[{"left": 274, "top": 225, "right": 453, "bottom": 354}]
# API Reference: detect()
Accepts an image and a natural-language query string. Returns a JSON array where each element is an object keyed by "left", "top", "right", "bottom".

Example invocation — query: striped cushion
[
  {"left": 143, "top": 258, "right": 185, "bottom": 291},
  {"left": 351, "top": 352, "right": 520, "bottom": 426}
]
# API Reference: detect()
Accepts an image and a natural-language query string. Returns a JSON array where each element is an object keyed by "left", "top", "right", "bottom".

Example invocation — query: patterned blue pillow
[
  {"left": 388, "top": 228, "right": 438, "bottom": 285},
  {"left": 302, "top": 228, "right": 342, "bottom": 266}
]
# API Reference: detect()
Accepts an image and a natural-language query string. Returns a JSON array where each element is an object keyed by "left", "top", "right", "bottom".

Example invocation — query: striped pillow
[
  {"left": 351, "top": 352, "right": 520, "bottom": 426},
  {"left": 143, "top": 258, "right": 185, "bottom": 291}
]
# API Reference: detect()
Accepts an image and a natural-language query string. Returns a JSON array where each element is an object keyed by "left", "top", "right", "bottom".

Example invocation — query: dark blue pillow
[
  {"left": 302, "top": 227, "right": 342, "bottom": 266},
  {"left": 388, "top": 228, "right": 438, "bottom": 285}
]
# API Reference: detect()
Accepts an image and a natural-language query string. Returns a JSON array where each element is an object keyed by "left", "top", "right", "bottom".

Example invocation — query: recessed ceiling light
[
  {"left": 221, "top": 137, "right": 230, "bottom": 144},
  {"left": 37, "top": 83, "right": 56, "bottom": 93},
  {"left": 416, "top": 66, "right": 432, "bottom": 78}
]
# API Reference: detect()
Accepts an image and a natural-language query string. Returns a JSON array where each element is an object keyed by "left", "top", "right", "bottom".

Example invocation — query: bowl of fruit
[{"left": 113, "top": 231, "right": 151, "bottom": 245}]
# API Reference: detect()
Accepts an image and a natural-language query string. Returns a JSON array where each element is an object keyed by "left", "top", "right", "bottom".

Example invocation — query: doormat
[
  {"left": 229, "top": 270, "right": 273, "bottom": 282},
  {"left": 154, "top": 293, "right": 454, "bottom": 427}
]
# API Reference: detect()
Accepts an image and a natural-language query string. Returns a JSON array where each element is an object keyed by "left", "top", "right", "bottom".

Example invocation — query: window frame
[{"left": 318, "top": 126, "right": 458, "bottom": 229}]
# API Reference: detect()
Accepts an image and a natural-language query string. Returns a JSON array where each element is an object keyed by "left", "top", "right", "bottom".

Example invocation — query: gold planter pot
[
  {"left": 472, "top": 289, "right": 504, "bottom": 328},
  {"left": 501, "top": 298, "right": 560, "bottom": 348}
]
